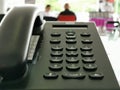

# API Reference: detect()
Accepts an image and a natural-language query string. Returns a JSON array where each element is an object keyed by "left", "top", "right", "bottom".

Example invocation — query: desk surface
[{"left": 100, "top": 33, "right": 120, "bottom": 86}]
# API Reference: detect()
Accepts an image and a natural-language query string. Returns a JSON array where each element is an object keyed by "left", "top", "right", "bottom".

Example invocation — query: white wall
[
  {"left": 6, "top": 0, "right": 25, "bottom": 8},
  {"left": 0, "top": 0, "right": 7, "bottom": 14},
  {"left": 0, "top": 0, "right": 25, "bottom": 14}
]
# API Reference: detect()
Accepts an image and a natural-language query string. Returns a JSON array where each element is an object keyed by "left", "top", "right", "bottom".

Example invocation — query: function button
[
  {"left": 66, "top": 46, "right": 77, "bottom": 51},
  {"left": 81, "top": 39, "right": 93, "bottom": 44},
  {"left": 89, "top": 73, "right": 104, "bottom": 80},
  {"left": 51, "top": 46, "right": 63, "bottom": 51},
  {"left": 50, "top": 57, "right": 63, "bottom": 63},
  {"left": 66, "top": 51, "right": 78, "bottom": 57},
  {"left": 66, "top": 31, "right": 75, "bottom": 36},
  {"left": 66, "top": 64, "right": 80, "bottom": 71},
  {"left": 81, "top": 51, "right": 94, "bottom": 57},
  {"left": 49, "top": 64, "right": 63, "bottom": 71},
  {"left": 66, "top": 57, "right": 79, "bottom": 63},
  {"left": 80, "top": 46, "right": 92, "bottom": 51},
  {"left": 82, "top": 57, "right": 96, "bottom": 63},
  {"left": 51, "top": 33, "right": 61, "bottom": 37},
  {"left": 43, "top": 72, "right": 58, "bottom": 79},
  {"left": 50, "top": 39, "right": 61, "bottom": 44},
  {"left": 66, "top": 35, "right": 76, "bottom": 39},
  {"left": 83, "top": 64, "right": 97, "bottom": 71},
  {"left": 62, "top": 73, "right": 86, "bottom": 79},
  {"left": 51, "top": 51, "right": 63, "bottom": 57},
  {"left": 80, "top": 33, "right": 91, "bottom": 37},
  {"left": 66, "top": 39, "right": 77, "bottom": 44}
]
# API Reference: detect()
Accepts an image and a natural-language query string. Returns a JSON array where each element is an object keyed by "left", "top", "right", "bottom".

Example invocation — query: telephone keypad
[
  {"left": 45, "top": 31, "right": 102, "bottom": 80},
  {"left": 28, "top": 22, "right": 119, "bottom": 90}
]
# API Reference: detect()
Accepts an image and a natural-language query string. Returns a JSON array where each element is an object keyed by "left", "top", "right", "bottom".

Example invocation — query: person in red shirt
[{"left": 57, "top": 3, "right": 76, "bottom": 21}]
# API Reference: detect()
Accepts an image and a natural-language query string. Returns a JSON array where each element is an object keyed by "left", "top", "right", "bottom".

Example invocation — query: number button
[
  {"left": 66, "top": 46, "right": 77, "bottom": 51},
  {"left": 51, "top": 51, "right": 63, "bottom": 57},
  {"left": 50, "top": 57, "right": 63, "bottom": 63},
  {"left": 83, "top": 64, "right": 97, "bottom": 71},
  {"left": 49, "top": 64, "right": 63, "bottom": 71},
  {"left": 66, "top": 57, "right": 79, "bottom": 63},
  {"left": 51, "top": 46, "right": 63, "bottom": 51},
  {"left": 82, "top": 39, "right": 93, "bottom": 44},
  {"left": 66, "top": 35, "right": 76, "bottom": 39},
  {"left": 66, "top": 51, "right": 78, "bottom": 57},
  {"left": 62, "top": 73, "right": 86, "bottom": 79},
  {"left": 81, "top": 51, "right": 94, "bottom": 57},
  {"left": 89, "top": 73, "right": 104, "bottom": 79},
  {"left": 51, "top": 33, "right": 61, "bottom": 37},
  {"left": 80, "top": 33, "right": 91, "bottom": 37},
  {"left": 43, "top": 73, "right": 58, "bottom": 79},
  {"left": 80, "top": 46, "right": 92, "bottom": 51},
  {"left": 66, "top": 64, "right": 80, "bottom": 71},
  {"left": 82, "top": 57, "right": 96, "bottom": 63},
  {"left": 50, "top": 39, "right": 61, "bottom": 44},
  {"left": 66, "top": 39, "right": 77, "bottom": 44}
]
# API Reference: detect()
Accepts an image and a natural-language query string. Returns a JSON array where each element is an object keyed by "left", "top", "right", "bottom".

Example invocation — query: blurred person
[
  {"left": 39, "top": 4, "right": 57, "bottom": 21},
  {"left": 43, "top": 4, "right": 52, "bottom": 17},
  {"left": 98, "top": 0, "right": 103, "bottom": 12},
  {"left": 57, "top": 3, "right": 76, "bottom": 21},
  {"left": 99, "top": 0, "right": 114, "bottom": 13}
]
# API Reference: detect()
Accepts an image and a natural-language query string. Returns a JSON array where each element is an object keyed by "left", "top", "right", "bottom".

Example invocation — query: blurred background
[{"left": 0, "top": 0, "right": 119, "bottom": 21}]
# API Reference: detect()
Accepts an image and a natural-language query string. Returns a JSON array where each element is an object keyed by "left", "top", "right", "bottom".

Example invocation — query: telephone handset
[{"left": 0, "top": 6, "right": 42, "bottom": 83}]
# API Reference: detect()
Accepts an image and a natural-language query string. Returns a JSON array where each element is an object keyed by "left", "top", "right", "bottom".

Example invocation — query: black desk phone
[{"left": 0, "top": 6, "right": 119, "bottom": 90}]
